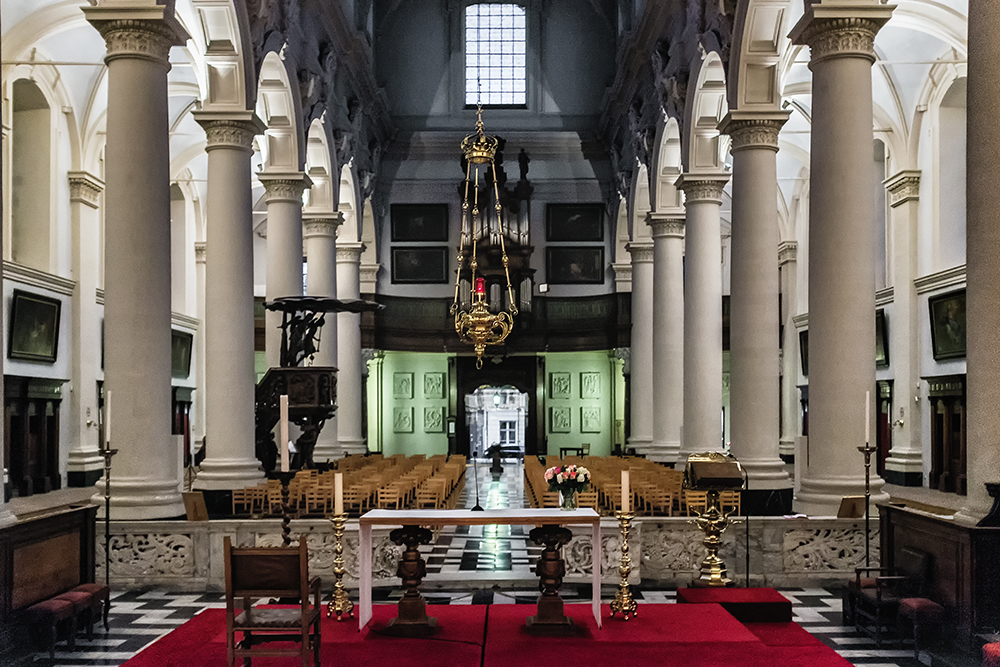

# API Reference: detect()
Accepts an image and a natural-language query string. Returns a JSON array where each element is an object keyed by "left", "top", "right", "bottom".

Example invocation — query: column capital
[
  {"left": 194, "top": 111, "right": 266, "bottom": 152},
  {"left": 789, "top": 3, "right": 894, "bottom": 65},
  {"left": 719, "top": 111, "right": 791, "bottom": 152},
  {"left": 194, "top": 241, "right": 206, "bottom": 264},
  {"left": 778, "top": 240, "right": 798, "bottom": 266},
  {"left": 646, "top": 211, "right": 686, "bottom": 238},
  {"left": 676, "top": 173, "right": 730, "bottom": 204},
  {"left": 83, "top": 5, "right": 189, "bottom": 66},
  {"left": 68, "top": 171, "right": 104, "bottom": 208},
  {"left": 884, "top": 170, "right": 921, "bottom": 207},
  {"left": 625, "top": 240, "right": 654, "bottom": 263},
  {"left": 359, "top": 262, "right": 381, "bottom": 291},
  {"left": 258, "top": 172, "right": 313, "bottom": 204},
  {"left": 337, "top": 242, "right": 366, "bottom": 263},
  {"left": 612, "top": 262, "right": 633, "bottom": 289},
  {"left": 303, "top": 214, "right": 344, "bottom": 239}
]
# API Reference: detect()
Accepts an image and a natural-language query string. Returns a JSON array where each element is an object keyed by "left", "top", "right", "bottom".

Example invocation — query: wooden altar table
[{"left": 358, "top": 508, "right": 602, "bottom": 630}]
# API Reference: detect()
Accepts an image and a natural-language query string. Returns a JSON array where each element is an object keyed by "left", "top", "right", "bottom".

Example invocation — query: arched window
[
  {"left": 10, "top": 79, "right": 51, "bottom": 270},
  {"left": 465, "top": 3, "right": 527, "bottom": 106}
]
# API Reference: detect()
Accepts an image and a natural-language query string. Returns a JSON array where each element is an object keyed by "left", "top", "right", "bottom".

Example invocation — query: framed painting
[
  {"left": 171, "top": 330, "right": 194, "bottom": 378},
  {"left": 546, "top": 203, "right": 604, "bottom": 242},
  {"left": 546, "top": 246, "right": 605, "bottom": 285},
  {"left": 423, "top": 372, "right": 445, "bottom": 399},
  {"left": 799, "top": 330, "right": 809, "bottom": 377},
  {"left": 549, "top": 372, "right": 571, "bottom": 399},
  {"left": 550, "top": 406, "right": 571, "bottom": 433},
  {"left": 393, "top": 372, "right": 414, "bottom": 399},
  {"left": 391, "top": 247, "right": 449, "bottom": 284},
  {"left": 423, "top": 407, "right": 444, "bottom": 433},
  {"left": 875, "top": 309, "right": 889, "bottom": 368},
  {"left": 581, "top": 407, "right": 601, "bottom": 433},
  {"left": 391, "top": 204, "right": 449, "bottom": 241},
  {"left": 392, "top": 407, "right": 414, "bottom": 433},
  {"left": 8, "top": 290, "right": 61, "bottom": 362},
  {"left": 929, "top": 289, "right": 966, "bottom": 360}
]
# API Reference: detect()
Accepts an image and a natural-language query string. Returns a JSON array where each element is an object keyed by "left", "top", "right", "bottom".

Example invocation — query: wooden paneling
[{"left": 12, "top": 532, "right": 80, "bottom": 608}]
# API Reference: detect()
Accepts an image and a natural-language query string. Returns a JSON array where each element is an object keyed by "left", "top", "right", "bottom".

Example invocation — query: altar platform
[{"left": 121, "top": 600, "right": 854, "bottom": 667}]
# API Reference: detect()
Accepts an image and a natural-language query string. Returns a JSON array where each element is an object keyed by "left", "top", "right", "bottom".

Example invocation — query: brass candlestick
[
  {"left": 857, "top": 444, "right": 877, "bottom": 568},
  {"left": 689, "top": 490, "right": 741, "bottom": 587},
  {"left": 609, "top": 511, "right": 638, "bottom": 620},
  {"left": 326, "top": 513, "right": 354, "bottom": 620}
]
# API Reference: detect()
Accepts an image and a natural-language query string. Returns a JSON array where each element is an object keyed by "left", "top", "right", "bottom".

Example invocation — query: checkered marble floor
[{"left": 3, "top": 462, "right": 953, "bottom": 666}]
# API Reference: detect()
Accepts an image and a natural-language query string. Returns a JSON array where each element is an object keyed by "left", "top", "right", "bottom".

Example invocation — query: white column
[
  {"left": 676, "top": 174, "right": 730, "bottom": 459},
  {"left": 647, "top": 213, "right": 685, "bottom": 464},
  {"left": 192, "top": 241, "right": 206, "bottom": 457},
  {"left": 84, "top": 3, "right": 188, "bottom": 518},
  {"left": 67, "top": 172, "right": 105, "bottom": 487},
  {"left": 0, "top": 119, "right": 13, "bottom": 527},
  {"left": 626, "top": 241, "right": 654, "bottom": 453},
  {"left": 789, "top": 1, "right": 893, "bottom": 515},
  {"left": 960, "top": 0, "right": 1000, "bottom": 524},
  {"left": 882, "top": 172, "right": 923, "bottom": 486},
  {"left": 304, "top": 215, "right": 342, "bottom": 463},
  {"left": 779, "top": 241, "right": 799, "bottom": 461},
  {"left": 191, "top": 112, "right": 267, "bottom": 490},
  {"left": 720, "top": 114, "right": 793, "bottom": 495},
  {"left": 337, "top": 242, "right": 367, "bottom": 454},
  {"left": 258, "top": 173, "right": 310, "bottom": 368}
]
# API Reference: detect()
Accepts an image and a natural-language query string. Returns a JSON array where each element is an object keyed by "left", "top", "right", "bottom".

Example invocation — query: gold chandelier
[{"left": 451, "top": 107, "right": 518, "bottom": 368}]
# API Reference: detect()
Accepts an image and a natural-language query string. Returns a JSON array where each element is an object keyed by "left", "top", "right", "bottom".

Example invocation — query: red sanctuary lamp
[{"left": 451, "top": 107, "right": 517, "bottom": 368}]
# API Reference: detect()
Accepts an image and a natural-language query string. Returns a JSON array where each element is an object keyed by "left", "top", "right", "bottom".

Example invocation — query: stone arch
[
  {"left": 728, "top": 0, "right": 792, "bottom": 112},
  {"left": 649, "top": 116, "right": 684, "bottom": 213},
  {"left": 304, "top": 118, "right": 338, "bottom": 215},
  {"left": 681, "top": 49, "right": 729, "bottom": 173},
  {"left": 629, "top": 162, "right": 652, "bottom": 242},
  {"left": 255, "top": 50, "right": 305, "bottom": 172},
  {"left": 339, "top": 162, "right": 362, "bottom": 243},
  {"left": 188, "top": 0, "right": 258, "bottom": 111}
]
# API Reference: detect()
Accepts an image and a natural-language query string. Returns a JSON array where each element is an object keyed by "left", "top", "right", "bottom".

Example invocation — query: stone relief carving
[
  {"left": 783, "top": 527, "right": 879, "bottom": 571},
  {"left": 98, "top": 533, "right": 195, "bottom": 577},
  {"left": 640, "top": 527, "right": 737, "bottom": 573}
]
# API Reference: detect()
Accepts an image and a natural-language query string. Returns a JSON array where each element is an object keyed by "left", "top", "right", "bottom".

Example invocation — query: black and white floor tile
[{"left": 4, "top": 463, "right": 951, "bottom": 666}]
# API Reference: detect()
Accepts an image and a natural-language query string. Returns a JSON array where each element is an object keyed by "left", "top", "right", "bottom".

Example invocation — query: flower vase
[{"left": 560, "top": 489, "right": 578, "bottom": 511}]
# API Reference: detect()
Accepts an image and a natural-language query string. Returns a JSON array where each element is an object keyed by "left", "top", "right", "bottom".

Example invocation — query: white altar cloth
[{"left": 358, "top": 508, "right": 602, "bottom": 629}]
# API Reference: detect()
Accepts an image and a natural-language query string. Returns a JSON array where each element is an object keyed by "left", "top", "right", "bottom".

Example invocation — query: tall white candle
[
  {"left": 621, "top": 470, "right": 630, "bottom": 512},
  {"left": 865, "top": 390, "right": 870, "bottom": 444},
  {"left": 335, "top": 472, "right": 344, "bottom": 515},
  {"left": 104, "top": 390, "right": 111, "bottom": 449},
  {"left": 279, "top": 394, "right": 290, "bottom": 472}
]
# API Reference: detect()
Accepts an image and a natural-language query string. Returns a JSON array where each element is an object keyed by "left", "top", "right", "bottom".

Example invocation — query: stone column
[
  {"left": 626, "top": 241, "right": 654, "bottom": 454},
  {"left": 778, "top": 241, "right": 799, "bottom": 461},
  {"left": 258, "top": 173, "right": 310, "bottom": 368},
  {"left": 191, "top": 112, "right": 267, "bottom": 491},
  {"left": 304, "top": 215, "right": 342, "bottom": 463},
  {"left": 961, "top": 0, "right": 1000, "bottom": 524},
  {"left": 192, "top": 241, "right": 207, "bottom": 457},
  {"left": 337, "top": 242, "right": 367, "bottom": 454},
  {"left": 67, "top": 172, "right": 105, "bottom": 487},
  {"left": 676, "top": 174, "right": 730, "bottom": 460},
  {"left": 789, "top": 0, "right": 893, "bottom": 515},
  {"left": 83, "top": 3, "right": 188, "bottom": 519},
  {"left": 720, "top": 114, "right": 793, "bottom": 511},
  {"left": 647, "top": 213, "right": 685, "bottom": 464},
  {"left": 882, "top": 172, "right": 923, "bottom": 487}
]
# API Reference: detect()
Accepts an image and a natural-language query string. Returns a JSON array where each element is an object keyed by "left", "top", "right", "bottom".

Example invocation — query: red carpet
[{"left": 123, "top": 602, "right": 852, "bottom": 667}]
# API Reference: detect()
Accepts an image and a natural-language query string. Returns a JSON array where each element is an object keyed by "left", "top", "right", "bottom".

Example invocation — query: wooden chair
[
  {"left": 224, "top": 536, "right": 321, "bottom": 667},
  {"left": 577, "top": 491, "right": 599, "bottom": 511},
  {"left": 685, "top": 490, "right": 709, "bottom": 516}
]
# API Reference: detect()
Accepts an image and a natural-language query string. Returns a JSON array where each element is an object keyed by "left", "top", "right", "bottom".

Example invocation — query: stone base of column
[
  {"left": 883, "top": 452, "right": 923, "bottom": 487},
  {"left": 0, "top": 506, "right": 16, "bottom": 528},
  {"left": 67, "top": 451, "right": 105, "bottom": 487},
  {"left": 192, "top": 459, "right": 265, "bottom": 491},
  {"left": 340, "top": 437, "right": 368, "bottom": 456},
  {"left": 313, "top": 417, "right": 339, "bottom": 465},
  {"left": 794, "top": 476, "right": 890, "bottom": 517},
  {"left": 779, "top": 437, "right": 796, "bottom": 463},
  {"left": 92, "top": 478, "right": 186, "bottom": 520},
  {"left": 626, "top": 436, "right": 652, "bottom": 458},
  {"left": 644, "top": 440, "right": 680, "bottom": 465}
]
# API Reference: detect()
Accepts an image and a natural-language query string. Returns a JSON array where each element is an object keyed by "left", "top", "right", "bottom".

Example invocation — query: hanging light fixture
[{"left": 451, "top": 106, "right": 518, "bottom": 368}]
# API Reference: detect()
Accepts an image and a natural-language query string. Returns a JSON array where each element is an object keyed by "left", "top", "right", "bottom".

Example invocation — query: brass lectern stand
[{"left": 684, "top": 452, "right": 746, "bottom": 588}]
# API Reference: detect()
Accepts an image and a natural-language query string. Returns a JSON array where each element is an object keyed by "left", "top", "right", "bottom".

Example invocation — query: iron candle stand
[
  {"left": 102, "top": 448, "right": 118, "bottom": 586},
  {"left": 857, "top": 444, "right": 877, "bottom": 568}
]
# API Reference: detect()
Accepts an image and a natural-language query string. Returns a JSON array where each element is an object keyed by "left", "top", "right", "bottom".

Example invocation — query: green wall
[
  {"left": 367, "top": 351, "right": 451, "bottom": 457},
  {"left": 541, "top": 351, "right": 623, "bottom": 457}
]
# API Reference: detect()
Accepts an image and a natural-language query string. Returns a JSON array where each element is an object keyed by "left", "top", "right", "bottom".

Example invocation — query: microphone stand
[{"left": 471, "top": 445, "right": 484, "bottom": 511}]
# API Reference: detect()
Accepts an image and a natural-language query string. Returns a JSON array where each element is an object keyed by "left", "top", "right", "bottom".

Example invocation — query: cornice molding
[
  {"left": 194, "top": 242, "right": 206, "bottom": 264},
  {"left": 884, "top": 170, "right": 921, "bottom": 207},
  {"left": 779, "top": 240, "right": 798, "bottom": 265},
  {"left": 914, "top": 264, "right": 966, "bottom": 295},
  {"left": 3, "top": 261, "right": 76, "bottom": 296}
]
